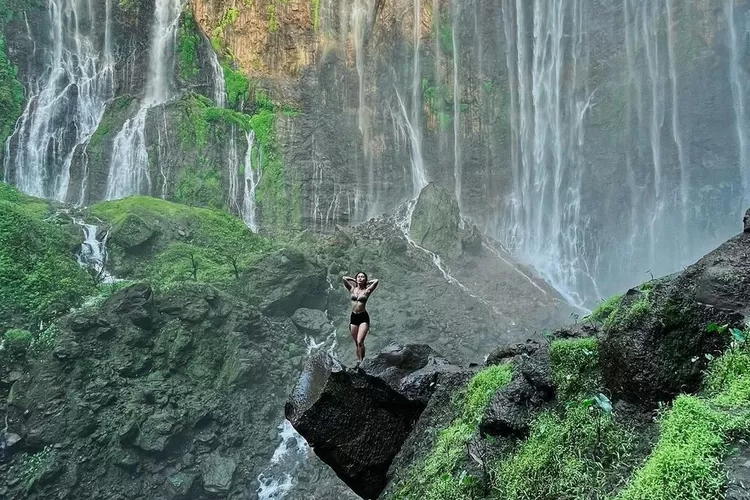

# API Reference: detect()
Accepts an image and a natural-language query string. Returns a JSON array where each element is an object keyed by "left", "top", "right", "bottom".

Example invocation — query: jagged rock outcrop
[
  {"left": 285, "top": 344, "right": 466, "bottom": 499},
  {"left": 409, "top": 183, "right": 463, "bottom": 260},
  {"left": 0, "top": 282, "right": 341, "bottom": 500},
  {"left": 600, "top": 220, "right": 750, "bottom": 405},
  {"left": 481, "top": 341, "right": 555, "bottom": 438}
]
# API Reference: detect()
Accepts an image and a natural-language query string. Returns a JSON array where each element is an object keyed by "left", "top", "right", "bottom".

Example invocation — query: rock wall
[{"left": 2, "top": 0, "right": 749, "bottom": 302}]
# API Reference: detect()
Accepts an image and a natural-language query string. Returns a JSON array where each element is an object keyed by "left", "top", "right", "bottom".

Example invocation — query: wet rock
[
  {"left": 285, "top": 346, "right": 458, "bottom": 500},
  {"left": 363, "top": 343, "right": 462, "bottom": 405},
  {"left": 409, "top": 183, "right": 462, "bottom": 260},
  {"left": 239, "top": 250, "right": 327, "bottom": 316},
  {"left": 601, "top": 230, "right": 750, "bottom": 405},
  {"left": 481, "top": 344, "right": 554, "bottom": 438},
  {"left": 134, "top": 412, "right": 181, "bottom": 454},
  {"left": 105, "top": 283, "right": 155, "bottom": 330},
  {"left": 291, "top": 308, "right": 331, "bottom": 336},
  {"left": 110, "top": 213, "right": 156, "bottom": 249},
  {"left": 200, "top": 452, "right": 237, "bottom": 494},
  {"left": 166, "top": 471, "right": 198, "bottom": 499}
]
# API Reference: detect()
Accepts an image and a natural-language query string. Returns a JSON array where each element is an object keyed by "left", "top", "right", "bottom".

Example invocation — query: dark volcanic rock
[
  {"left": 285, "top": 345, "right": 459, "bottom": 500},
  {"left": 744, "top": 208, "right": 750, "bottom": 233},
  {"left": 481, "top": 342, "right": 555, "bottom": 438},
  {"left": 363, "top": 343, "right": 462, "bottom": 404},
  {"left": 600, "top": 230, "right": 750, "bottom": 405},
  {"left": 1, "top": 282, "right": 333, "bottom": 500}
]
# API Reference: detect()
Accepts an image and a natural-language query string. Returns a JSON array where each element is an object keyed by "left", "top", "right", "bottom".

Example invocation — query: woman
[{"left": 342, "top": 272, "right": 379, "bottom": 366}]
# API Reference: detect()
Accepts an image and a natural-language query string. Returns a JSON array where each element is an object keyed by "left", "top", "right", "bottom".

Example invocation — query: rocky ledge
[{"left": 285, "top": 344, "right": 467, "bottom": 499}]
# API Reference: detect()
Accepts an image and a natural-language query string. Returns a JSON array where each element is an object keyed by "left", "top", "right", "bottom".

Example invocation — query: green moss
[
  {"left": 90, "top": 196, "right": 275, "bottom": 286},
  {"left": 222, "top": 63, "right": 250, "bottom": 109},
  {"left": 174, "top": 168, "right": 224, "bottom": 210},
  {"left": 617, "top": 331, "right": 750, "bottom": 500},
  {"left": 177, "top": 8, "right": 201, "bottom": 83},
  {"left": 87, "top": 95, "right": 134, "bottom": 164},
  {"left": 586, "top": 294, "right": 623, "bottom": 326},
  {"left": 311, "top": 0, "right": 320, "bottom": 30},
  {"left": 704, "top": 336, "right": 750, "bottom": 409},
  {"left": 0, "top": 28, "right": 24, "bottom": 148},
  {"left": 211, "top": 7, "right": 240, "bottom": 53},
  {"left": 550, "top": 337, "right": 601, "bottom": 400},
  {"left": 2, "top": 328, "right": 32, "bottom": 361},
  {"left": 616, "top": 396, "right": 747, "bottom": 500},
  {"left": 492, "top": 404, "right": 636, "bottom": 499},
  {"left": 0, "top": 184, "right": 95, "bottom": 331},
  {"left": 394, "top": 364, "right": 513, "bottom": 500}
]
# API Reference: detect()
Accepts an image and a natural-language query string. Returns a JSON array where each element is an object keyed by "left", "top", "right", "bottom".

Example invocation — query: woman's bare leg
[
  {"left": 350, "top": 324, "right": 360, "bottom": 361},
  {"left": 356, "top": 323, "right": 369, "bottom": 362}
]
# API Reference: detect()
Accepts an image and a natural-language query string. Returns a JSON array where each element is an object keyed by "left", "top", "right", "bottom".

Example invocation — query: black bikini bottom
[{"left": 350, "top": 311, "right": 370, "bottom": 326}]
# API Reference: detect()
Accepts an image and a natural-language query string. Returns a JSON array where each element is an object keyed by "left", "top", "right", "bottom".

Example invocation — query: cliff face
[
  {"left": 1, "top": 0, "right": 748, "bottom": 303},
  {"left": 191, "top": 0, "right": 747, "bottom": 302}
]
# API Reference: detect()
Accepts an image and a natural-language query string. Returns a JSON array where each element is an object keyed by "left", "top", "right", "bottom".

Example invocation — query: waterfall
[
  {"left": 451, "top": 0, "right": 461, "bottom": 208},
  {"left": 3, "top": 0, "right": 114, "bottom": 201},
  {"left": 242, "top": 131, "right": 262, "bottom": 231},
  {"left": 207, "top": 47, "right": 226, "bottom": 108},
  {"left": 228, "top": 126, "right": 241, "bottom": 214},
  {"left": 105, "top": 0, "right": 183, "bottom": 200},
  {"left": 727, "top": 0, "right": 750, "bottom": 209},
  {"left": 352, "top": 0, "right": 371, "bottom": 152},
  {"left": 395, "top": 88, "right": 427, "bottom": 198},
  {"left": 500, "top": 0, "right": 592, "bottom": 306},
  {"left": 73, "top": 219, "right": 115, "bottom": 283}
]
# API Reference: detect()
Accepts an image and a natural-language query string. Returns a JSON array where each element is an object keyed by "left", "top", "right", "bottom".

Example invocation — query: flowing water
[
  {"left": 727, "top": 0, "right": 750, "bottom": 209},
  {"left": 73, "top": 218, "right": 116, "bottom": 283},
  {"left": 104, "top": 0, "right": 183, "bottom": 200},
  {"left": 207, "top": 45, "right": 227, "bottom": 108},
  {"left": 3, "top": 0, "right": 114, "bottom": 201},
  {"left": 242, "top": 131, "right": 262, "bottom": 231},
  {"left": 499, "top": 0, "right": 592, "bottom": 306}
]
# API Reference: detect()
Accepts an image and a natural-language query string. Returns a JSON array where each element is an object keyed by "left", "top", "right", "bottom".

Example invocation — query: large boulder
[
  {"left": 285, "top": 344, "right": 461, "bottom": 499},
  {"left": 238, "top": 249, "right": 327, "bottom": 316},
  {"left": 409, "top": 183, "right": 462, "bottom": 260},
  {"left": 481, "top": 342, "right": 555, "bottom": 438},
  {"left": 600, "top": 227, "right": 750, "bottom": 405}
]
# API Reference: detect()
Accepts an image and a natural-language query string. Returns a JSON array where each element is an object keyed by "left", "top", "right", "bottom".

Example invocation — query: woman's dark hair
[{"left": 356, "top": 271, "right": 368, "bottom": 283}]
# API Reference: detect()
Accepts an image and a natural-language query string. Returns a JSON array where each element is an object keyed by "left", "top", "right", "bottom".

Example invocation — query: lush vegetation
[
  {"left": 171, "top": 90, "right": 301, "bottom": 231},
  {"left": 177, "top": 8, "right": 201, "bottom": 84},
  {"left": 616, "top": 325, "right": 750, "bottom": 499},
  {"left": 550, "top": 337, "right": 601, "bottom": 400},
  {"left": 0, "top": 183, "right": 95, "bottom": 332},
  {"left": 492, "top": 402, "right": 636, "bottom": 499},
  {"left": 90, "top": 196, "right": 275, "bottom": 286},
  {"left": 393, "top": 364, "right": 513, "bottom": 499},
  {"left": 0, "top": 0, "right": 28, "bottom": 147}
]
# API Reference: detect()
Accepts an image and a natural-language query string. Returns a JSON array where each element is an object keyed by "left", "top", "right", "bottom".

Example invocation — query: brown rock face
[{"left": 191, "top": 0, "right": 317, "bottom": 78}]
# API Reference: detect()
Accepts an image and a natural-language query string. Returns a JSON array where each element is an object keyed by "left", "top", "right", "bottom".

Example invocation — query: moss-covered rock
[
  {"left": 409, "top": 183, "right": 462, "bottom": 260},
  {"left": 600, "top": 230, "right": 750, "bottom": 405},
  {"left": 1, "top": 281, "right": 314, "bottom": 499},
  {"left": 0, "top": 183, "right": 93, "bottom": 332},
  {"left": 90, "top": 196, "right": 274, "bottom": 284}
]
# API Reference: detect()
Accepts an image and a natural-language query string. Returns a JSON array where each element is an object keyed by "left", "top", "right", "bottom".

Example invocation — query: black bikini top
[{"left": 351, "top": 294, "right": 368, "bottom": 303}]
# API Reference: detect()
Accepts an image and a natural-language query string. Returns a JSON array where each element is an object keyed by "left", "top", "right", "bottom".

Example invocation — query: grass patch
[
  {"left": 177, "top": 7, "right": 201, "bottom": 83},
  {"left": 550, "top": 337, "right": 601, "bottom": 400},
  {"left": 90, "top": 196, "right": 275, "bottom": 286},
  {"left": 616, "top": 396, "right": 748, "bottom": 500},
  {"left": 394, "top": 364, "right": 513, "bottom": 500},
  {"left": 492, "top": 403, "right": 637, "bottom": 499},
  {"left": 0, "top": 184, "right": 94, "bottom": 331},
  {"left": 617, "top": 328, "right": 750, "bottom": 499},
  {"left": 586, "top": 294, "right": 623, "bottom": 326}
]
